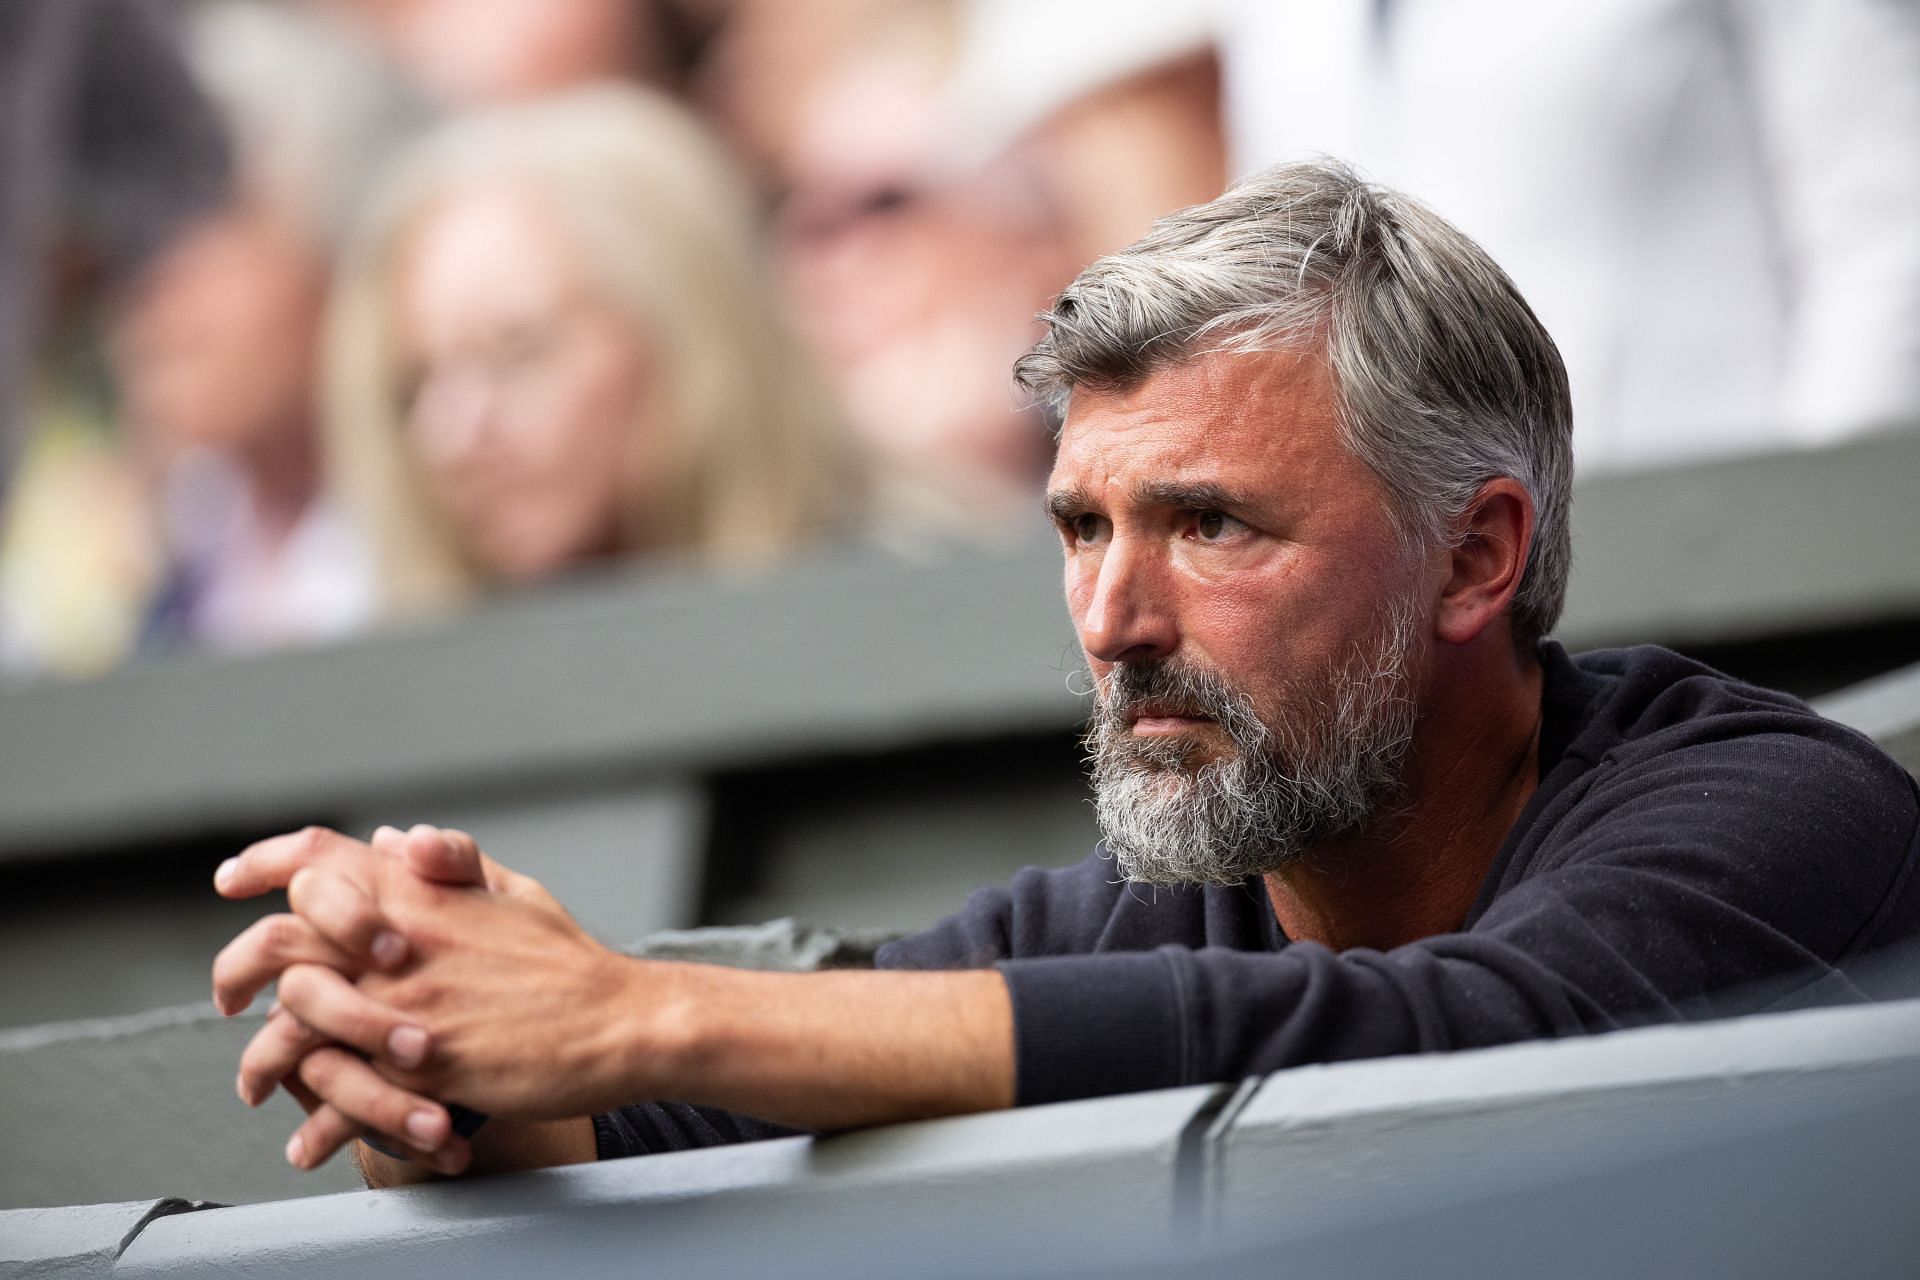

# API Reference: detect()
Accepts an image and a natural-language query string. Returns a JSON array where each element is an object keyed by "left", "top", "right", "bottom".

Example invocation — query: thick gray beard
[{"left": 1085, "top": 600, "right": 1421, "bottom": 887}]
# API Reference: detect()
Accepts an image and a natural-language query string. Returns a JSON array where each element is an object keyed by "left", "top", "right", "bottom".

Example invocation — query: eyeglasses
[{"left": 394, "top": 301, "right": 605, "bottom": 446}]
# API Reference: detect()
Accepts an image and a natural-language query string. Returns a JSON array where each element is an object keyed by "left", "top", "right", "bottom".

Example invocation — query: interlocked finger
[
  {"left": 214, "top": 826, "right": 371, "bottom": 900},
  {"left": 280, "top": 1072, "right": 441, "bottom": 1174},
  {"left": 282, "top": 1086, "right": 364, "bottom": 1171},
  {"left": 212, "top": 912, "right": 358, "bottom": 1017},
  {"left": 274, "top": 963, "right": 433, "bottom": 1070},
  {"left": 287, "top": 864, "right": 407, "bottom": 971},
  {"left": 238, "top": 1004, "right": 327, "bottom": 1106},
  {"left": 399, "top": 824, "right": 490, "bottom": 888},
  {"left": 291, "top": 1046, "right": 462, "bottom": 1172}
]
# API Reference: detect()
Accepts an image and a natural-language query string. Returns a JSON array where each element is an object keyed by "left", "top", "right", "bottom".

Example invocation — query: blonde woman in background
[{"left": 326, "top": 84, "right": 863, "bottom": 617}]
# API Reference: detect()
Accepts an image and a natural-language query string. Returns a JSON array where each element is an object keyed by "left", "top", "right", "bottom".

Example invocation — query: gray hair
[{"left": 1014, "top": 158, "right": 1573, "bottom": 649}]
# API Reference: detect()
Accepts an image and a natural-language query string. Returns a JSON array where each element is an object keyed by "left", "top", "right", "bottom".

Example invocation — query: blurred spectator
[
  {"left": 0, "top": 0, "right": 229, "bottom": 497},
  {"left": 324, "top": 84, "right": 862, "bottom": 616},
  {"left": 0, "top": 353, "right": 163, "bottom": 678},
  {"left": 934, "top": 0, "right": 1221, "bottom": 263},
  {"left": 97, "top": 0, "right": 424, "bottom": 660},
  {"left": 748, "top": 0, "right": 1226, "bottom": 520},
  {"left": 317, "top": 0, "right": 719, "bottom": 107},
  {"left": 691, "top": 0, "right": 909, "bottom": 198},
  {"left": 1215, "top": 0, "right": 1920, "bottom": 472},
  {"left": 0, "top": 0, "right": 229, "bottom": 676}
]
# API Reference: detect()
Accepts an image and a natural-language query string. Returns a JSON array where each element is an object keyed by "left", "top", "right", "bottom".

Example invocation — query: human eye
[
  {"left": 1188, "top": 509, "right": 1248, "bottom": 543},
  {"left": 1061, "top": 511, "right": 1110, "bottom": 546}
]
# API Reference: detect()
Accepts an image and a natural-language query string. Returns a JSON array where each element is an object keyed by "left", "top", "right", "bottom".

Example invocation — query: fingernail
[
  {"left": 431, "top": 1146, "right": 465, "bottom": 1175},
  {"left": 405, "top": 1109, "right": 441, "bottom": 1145},
  {"left": 371, "top": 931, "right": 408, "bottom": 970},
  {"left": 373, "top": 824, "right": 401, "bottom": 842},
  {"left": 214, "top": 859, "right": 239, "bottom": 891},
  {"left": 388, "top": 1024, "right": 429, "bottom": 1067},
  {"left": 236, "top": 1073, "right": 251, "bottom": 1105},
  {"left": 285, "top": 1134, "right": 306, "bottom": 1168}
]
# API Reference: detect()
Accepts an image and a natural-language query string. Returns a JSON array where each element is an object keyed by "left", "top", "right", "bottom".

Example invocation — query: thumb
[{"left": 401, "top": 824, "right": 487, "bottom": 887}]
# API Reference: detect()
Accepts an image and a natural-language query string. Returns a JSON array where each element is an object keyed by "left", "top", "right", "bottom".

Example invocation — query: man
[{"left": 210, "top": 160, "right": 1920, "bottom": 1184}]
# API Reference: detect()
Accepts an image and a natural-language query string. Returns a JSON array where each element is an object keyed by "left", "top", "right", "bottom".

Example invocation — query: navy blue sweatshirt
[{"left": 595, "top": 643, "right": 1920, "bottom": 1157}]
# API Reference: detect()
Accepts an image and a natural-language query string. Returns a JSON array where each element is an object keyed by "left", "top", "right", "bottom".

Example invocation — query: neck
[{"left": 1264, "top": 644, "right": 1544, "bottom": 952}]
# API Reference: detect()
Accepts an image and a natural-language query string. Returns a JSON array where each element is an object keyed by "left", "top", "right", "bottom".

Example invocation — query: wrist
[{"left": 596, "top": 955, "right": 719, "bottom": 1110}]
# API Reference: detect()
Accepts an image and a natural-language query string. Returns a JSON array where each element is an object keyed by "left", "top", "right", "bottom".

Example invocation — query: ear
[{"left": 1434, "top": 478, "right": 1534, "bottom": 646}]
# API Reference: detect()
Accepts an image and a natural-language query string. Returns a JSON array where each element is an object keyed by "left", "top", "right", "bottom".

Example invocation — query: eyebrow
[
  {"left": 1131, "top": 479, "right": 1245, "bottom": 512},
  {"left": 1045, "top": 480, "right": 1252, "bottom": 523},
  {"left": 1044, "top": 486, "right": 1095, "bottom": 522}
]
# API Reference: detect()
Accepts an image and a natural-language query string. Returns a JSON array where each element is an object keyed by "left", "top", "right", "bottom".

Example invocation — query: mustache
[{"left": 1092, "top": 659, "right": 1259, "bottom": 733}]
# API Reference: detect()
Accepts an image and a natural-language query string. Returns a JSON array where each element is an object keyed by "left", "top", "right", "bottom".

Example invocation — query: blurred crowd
[{"left": 0, "top": 0, "right": 1915, "bottom": 680}]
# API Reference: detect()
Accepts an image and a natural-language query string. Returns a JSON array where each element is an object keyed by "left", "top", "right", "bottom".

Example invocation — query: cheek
[
  {"left": 556, "top": 355, "right": 649, "bottom": 469},
  {"left": 488, "top": 352, "right": 652, "bottom": 567},
  {"left": 1174, "top": 550, "right": 1295, "bottom": 634},
  {"left": 539, "top": 352, "right": 653, "bottom": 521},
  {"left": 405, "top": 447, "right": 491, "bottom": 557},
  {"left": 1178, "top": 591, "right": 1273, "bottom": 667},
  {"left": 1169, "top": 559, "right": 1340, "bottom": 694},
  {"left": 1062, "top": 556, "right": 1095, "bottom": 620}
]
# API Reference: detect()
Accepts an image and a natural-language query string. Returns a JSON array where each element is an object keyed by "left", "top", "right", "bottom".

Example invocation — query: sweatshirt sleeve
[
  {"left": 1000, "top": 728, "right": 1920, "bottom": 1106},
  {"left": 593, "top": 1103, "right": 805, "bottom": 1159},
  {"left": 876, "top": 852, "right": 1139, "bottom": 969}
]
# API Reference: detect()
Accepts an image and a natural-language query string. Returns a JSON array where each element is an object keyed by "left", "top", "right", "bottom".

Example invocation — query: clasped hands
[
  {"left": 213, "top": 822, "right": 1018, "bottom": 1178},
  {"left": 211, "top": 823, "right": 647, "bottom": 1175}
]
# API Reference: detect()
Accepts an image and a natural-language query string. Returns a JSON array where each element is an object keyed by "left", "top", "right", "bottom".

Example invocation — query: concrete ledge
[
  {"left": 0, "top": 1198, "right": 204, "bottom": 1280},
  {"left": 20, "top": 999, "right": 1914, "bottom": 1278},
  {"left": 1213, "top": 999, "right": 1920, "bottom": 1276},
  {"left": 1559, "top": 430, "right": 1920, "bottom": 647},
  {"left": 1231, "top": 995, "right": 1920, "bottom": 1136},
  {"left": 0, "top": 540, "right": 1082, "bottom": 858},
  {"left": 114, "top": 1085, "right": 1219, "bottom": 1280}
]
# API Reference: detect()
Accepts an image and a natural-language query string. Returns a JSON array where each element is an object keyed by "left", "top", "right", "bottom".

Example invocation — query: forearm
[{"left": 631, "top": 962, "right": 1016, "bottom": 1133}]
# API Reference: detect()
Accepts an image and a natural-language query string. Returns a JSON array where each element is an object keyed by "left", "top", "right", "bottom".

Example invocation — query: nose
[{"left": 1074, "top": 537, "right": 1179, "bottom": 666}]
